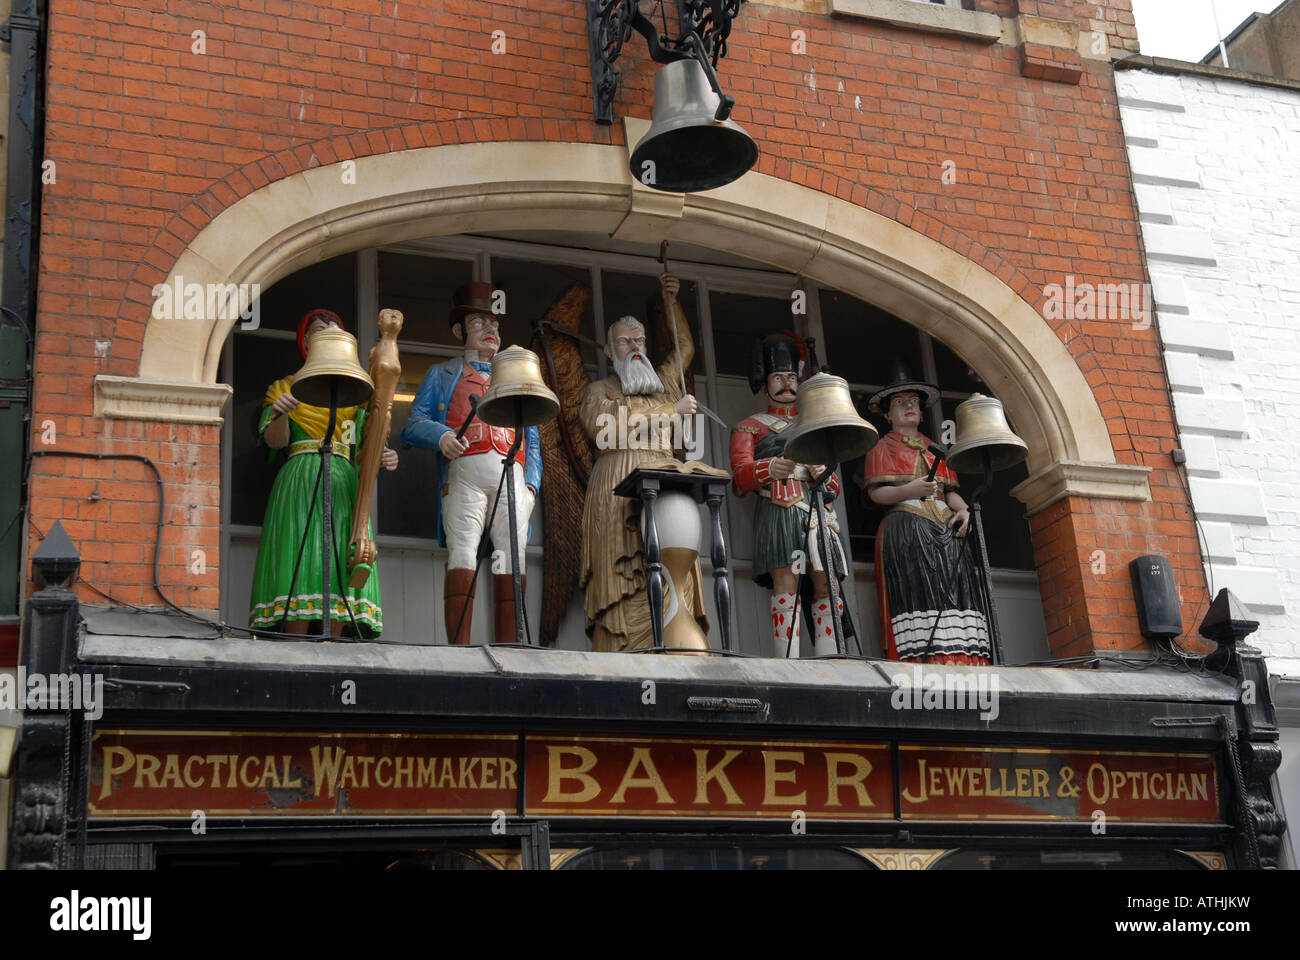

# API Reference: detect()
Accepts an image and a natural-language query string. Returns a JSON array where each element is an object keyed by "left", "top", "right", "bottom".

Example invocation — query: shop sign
[
  {"left": 89, "top": 730, "right": 518, "bottom": 817},
  {"left": 899, "top": 745, "right": 1220, "bottom": 823},
  {"left": 522, "top": 735, "right": 893, "bottom": 820},
  {"left": 88, "top": 730, "right": 1221, "bottom": 825}
]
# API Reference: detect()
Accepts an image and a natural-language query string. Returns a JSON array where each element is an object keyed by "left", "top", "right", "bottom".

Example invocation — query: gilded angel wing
[{"left": 530, "top": 281, "right": 594, "bottom": 646}]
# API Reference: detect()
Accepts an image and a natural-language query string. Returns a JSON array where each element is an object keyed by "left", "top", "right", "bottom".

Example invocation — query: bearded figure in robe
[{"left": 577, "top": 272, "right": 709, "bottom": 651}]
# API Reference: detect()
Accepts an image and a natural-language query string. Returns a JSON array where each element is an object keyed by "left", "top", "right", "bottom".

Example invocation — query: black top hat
[
  {"left": 867, "top": 359, "right": 940, "bottom": 414},
  {"left": 748, "top": 334, "right": 803, "bottom": 394}
]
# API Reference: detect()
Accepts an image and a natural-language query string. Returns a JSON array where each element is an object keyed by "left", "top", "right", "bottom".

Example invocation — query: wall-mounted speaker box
[{"left": 1129, "top": 554, "right": 1183, "bottom": 640}]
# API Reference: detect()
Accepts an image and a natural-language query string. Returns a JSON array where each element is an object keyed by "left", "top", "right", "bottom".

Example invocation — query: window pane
[
  {"left": 709, "top": 290, "right": 794, "bottom": 377},
  {"left": 489, "top": 257, "right": 594, "bottom": 358},
  {"left": 256, "top": 253, "right": 357, "bottom": 332},
  {"left": 380, "top": 352, "right": 444, "bottom": 540},
  {"left": 602, "top": 271, "right": 702, "bottom": 374},
  {"left": 818, "top": 286, "right": 921, "bottom": 390},
  {"left": 932, "top": 336, "right": 991, "bottom": 396},
  {"left": 229, "top": 335, "right": 306, "bottom": 526},
  {"left": 378, "top": 252, "right": 474, "bottom": 347}
]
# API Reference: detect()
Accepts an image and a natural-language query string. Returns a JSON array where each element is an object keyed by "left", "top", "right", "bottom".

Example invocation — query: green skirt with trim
[{"left": 249, "top": 451, "right": 383, "bottom": 637}]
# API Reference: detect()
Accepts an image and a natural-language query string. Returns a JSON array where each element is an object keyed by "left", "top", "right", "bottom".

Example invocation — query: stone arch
[{"left": 105, "top": 134, "right": 1148, "bottom": 511}]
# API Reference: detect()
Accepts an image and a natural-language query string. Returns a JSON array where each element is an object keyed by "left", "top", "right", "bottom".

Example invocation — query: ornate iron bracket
[{"left": 587, "top": 0, "right": 743, "bottom": 125}]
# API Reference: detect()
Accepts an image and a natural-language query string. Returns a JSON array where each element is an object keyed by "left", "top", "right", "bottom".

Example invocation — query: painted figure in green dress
[{"left": 248, "top": 309, "right": 399, "bottom": 636}]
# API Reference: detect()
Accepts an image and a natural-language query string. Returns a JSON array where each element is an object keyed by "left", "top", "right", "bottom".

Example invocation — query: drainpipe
[{"left": 0, "top": 0, "right": 44, "bottom": 638}]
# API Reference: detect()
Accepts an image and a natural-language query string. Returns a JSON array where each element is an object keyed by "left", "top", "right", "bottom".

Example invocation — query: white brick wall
[{"left": 1118, "top": 68, "right": 1300, "bottom": 673}]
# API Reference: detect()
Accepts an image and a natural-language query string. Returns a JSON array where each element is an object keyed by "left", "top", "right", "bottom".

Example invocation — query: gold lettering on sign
[
  {"left": 824, "top": 753, "right": 874, "bottom": 808},
  {"left": 310, "top": 746, "right": 345, "bottom": 799},
  {"left": 610, "top": 747, "right": 674, "bottom": 804},
  {"left": 436, "top": 757, "right": 455, "bottom": 789},
  {"left": 693, "top": 749, "right": 743, "bottom": 805},
  {"left": 543, "top": 746, "right": 601, "bottom": 803},
  {"left": 1033, "top": 768, "right": 1048, "bottom": 798},
  {"left": 134, "top": 752, "right": 160, "bottom": 789},
  {"left": 356, "top": 756, "right": 377, "bottom": 788},
  {"left": 902, "top": 758, "right": 927, "bottom": 804},
  {"left": 258, "top": 755, "right": 281, "bottom": 789},
  {"left": 415, "top": 757, "right": 435, "bottom": 789},
  {"left": 339, "top": 755, "right": 360, "bottom": 790},
  {"left": 392, "top": 756, "right": 413, "bottom": 789},
  {"left": 761, "top": 751, "right": 806, "bottom": 805},
  {"left": 100, "top": 746, "right": 134, "bottom": 800},
  {"left": 159, "top": 754, "right": 184, "bottom": 789},
  {"left": 500, "top": 757, "right": 518, "bottom": 790},
  {"left": 458, "top": 756, "right": 479, "bottom": 790},
  {"left": 183, "top": 756, "right": 204, "bottom": 789},
  {"left": 375, "top": 756, "right": 392, "bottom": 788}
]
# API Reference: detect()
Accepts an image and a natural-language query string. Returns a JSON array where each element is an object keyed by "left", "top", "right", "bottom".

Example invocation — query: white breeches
[{"left": 443, "top": 455, "right": 533, "bottom": 573}]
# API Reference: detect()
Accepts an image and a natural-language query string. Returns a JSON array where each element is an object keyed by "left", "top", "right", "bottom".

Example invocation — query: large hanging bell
[
  {"left": 629, "top": 59, "right": 758, "bottom": 193},
  {"left": 946, "top": 393, "right": 1028, "bottom": 474},
  {"left": 782, "top": 373, "right": 879, "bottom": 465},
  {"left": 476, "top": 345, "right": 562, "bottom": 428},
  {"left": 291, "top": 327, "right": 374, "bottom": 407}
]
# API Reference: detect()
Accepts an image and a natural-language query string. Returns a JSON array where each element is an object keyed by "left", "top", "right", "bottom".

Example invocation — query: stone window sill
[{"left": 829, "top": 0, "right": 1001, "bottom": 44}]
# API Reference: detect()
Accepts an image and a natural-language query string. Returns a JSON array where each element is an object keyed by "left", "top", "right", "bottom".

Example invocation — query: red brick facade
[{"left": 28, "top": 0, "right": 1208, "bottom": 655}]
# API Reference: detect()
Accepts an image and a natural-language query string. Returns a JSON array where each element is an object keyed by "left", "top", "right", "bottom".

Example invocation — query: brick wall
[
  {"left": 27, "top": 0, "right": 1205, "bottom": 655},
  {"left": 1118, "top": 65, "right": 1300, "bottom": 676}
]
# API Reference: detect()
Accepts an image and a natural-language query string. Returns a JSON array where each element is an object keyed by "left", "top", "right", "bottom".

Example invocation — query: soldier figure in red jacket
[{"left": 730, "top": 335, "right": 847, "bottom": 658}]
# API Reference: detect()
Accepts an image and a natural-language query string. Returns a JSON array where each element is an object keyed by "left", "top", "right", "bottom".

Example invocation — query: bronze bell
[
  {"left": 946, "top": 393, "right": 1028, "bottom": 474},
  {"left": 476, "top": 345, "right": 561, "bottom": 428},
  {"left": 782, "top": 373, "right": 879, "bottom": 465},
  {"left": 629, "top": 59, "right": 758, "bottom": 194},
  {"left": 291, "top": 327, "right": 374, "bottom": 407}
]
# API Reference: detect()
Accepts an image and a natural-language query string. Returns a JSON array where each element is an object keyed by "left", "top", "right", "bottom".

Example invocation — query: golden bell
[
  {"left": 946, "top": 393, "right": 1028, "bottom": 474},
  {"left": 476, "top": 345, "right": 561, "bottom": 428},
  {"left": 291, "top": 327, "right": 374, "bottom": 407},
  {"left": 782, "top": 373, "right": 879, "bottom": 465}
]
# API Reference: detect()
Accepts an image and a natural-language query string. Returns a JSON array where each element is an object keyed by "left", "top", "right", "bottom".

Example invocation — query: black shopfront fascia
[
  {"left": 5, "top": 566, "right": 1284, "bottom": 870},
  {"left": 15, "top": 643, "right": 1281, "bottom": 871}
]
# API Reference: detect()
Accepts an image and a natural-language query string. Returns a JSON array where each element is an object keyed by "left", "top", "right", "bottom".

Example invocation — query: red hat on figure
[
  {"left": 449, "top": 282, "right": 505, "bottom": 335},
  {"left": 296, "top": 308, "right": 344, "bottom": 359}
]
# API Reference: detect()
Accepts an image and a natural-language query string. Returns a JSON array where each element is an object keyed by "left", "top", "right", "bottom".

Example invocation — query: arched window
[{"left": 220, "top": 232, "right": 1047, "bottom": 659}]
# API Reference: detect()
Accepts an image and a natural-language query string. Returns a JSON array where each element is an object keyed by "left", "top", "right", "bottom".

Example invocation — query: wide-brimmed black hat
[{"left": 867, "top": 359, "right": 940, "bottom": 414}]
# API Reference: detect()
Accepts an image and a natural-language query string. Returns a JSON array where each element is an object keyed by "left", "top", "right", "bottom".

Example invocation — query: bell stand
[
  {"left": 278, "top": 380, "right": 361, "bottom": 640},
  {"left": 783, "top": 472, "right": 859, "bottom": 659},
  {"left": 810, "top": 462, "right": 848, "bottom": 657},
  {"left": 502, "top": 398, "right": 528, "bottom": 645},
  {"left": 966, "top": 448, "right": 1005, "bottom": 665}
]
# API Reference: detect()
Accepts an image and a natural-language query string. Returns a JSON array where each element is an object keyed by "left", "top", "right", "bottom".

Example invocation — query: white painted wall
[{"left": 1116, "top": 67, "right": 1300, "bottom": 681}]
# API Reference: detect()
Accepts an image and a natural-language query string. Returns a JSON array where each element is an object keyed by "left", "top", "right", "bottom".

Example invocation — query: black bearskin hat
[{"left": 748, "top": 334, "right": 803, "bottom": 394}]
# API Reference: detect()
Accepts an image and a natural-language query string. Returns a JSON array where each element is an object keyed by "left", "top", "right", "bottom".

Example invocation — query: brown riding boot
[
  {"left": 444, "top": 568, "right": 477, "bottom": 645},
  {"left": 494, "top": 573, "right": 526, "bottom": 644}
]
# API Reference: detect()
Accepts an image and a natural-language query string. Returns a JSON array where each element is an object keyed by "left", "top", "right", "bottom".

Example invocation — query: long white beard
[{"left": 613, "top": 352, "right": 664, "bottom": 396}]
